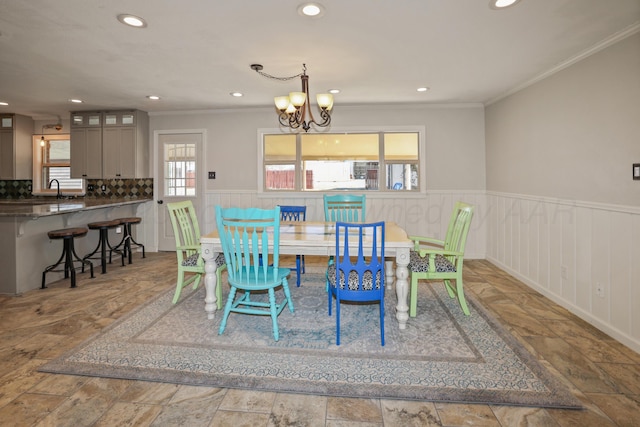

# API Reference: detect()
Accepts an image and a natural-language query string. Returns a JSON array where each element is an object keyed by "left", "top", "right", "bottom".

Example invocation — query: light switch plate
[
  {"left": 208, "top": 171, "right": 216, "bottom": 179},
  {"left": 634, "top": 163, "right": 640, "bottom": 180}
]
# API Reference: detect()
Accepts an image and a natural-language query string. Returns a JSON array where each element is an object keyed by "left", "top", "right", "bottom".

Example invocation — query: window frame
[
  {"left": 257, "top": 126, "right": 426, "bottom": 194},
  {"left": 32, "top": 134, "right": 85, "bottom": 197}
]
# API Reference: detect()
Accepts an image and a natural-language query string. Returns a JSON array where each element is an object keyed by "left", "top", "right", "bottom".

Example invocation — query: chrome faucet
[{"left": 48, "top": 179, "right": 61, "bottom": 199}]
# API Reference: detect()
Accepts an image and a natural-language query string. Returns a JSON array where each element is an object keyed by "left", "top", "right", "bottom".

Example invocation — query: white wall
[{"left": 485, "top": 32, "right": 640, "bottom": 352}]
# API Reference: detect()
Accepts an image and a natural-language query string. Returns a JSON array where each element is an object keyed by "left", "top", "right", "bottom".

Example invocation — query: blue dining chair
[
  {"left": 278, "top": 205, "right": 306, "bottom": 287},
  {"left": 215, "top": 205, "right": 294, "bottom": 342},
  {"left": 323, "top": 194, "right": 366, "bottom": 222},
  {"left": 323, "top": 194, "right": 367, "bottom": 290},
  {"left": 327, "top": 221, "right": 385, "bottom": 346}
]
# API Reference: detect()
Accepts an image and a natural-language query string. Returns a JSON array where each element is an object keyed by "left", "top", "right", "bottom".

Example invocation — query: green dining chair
[
  {"left": 215, "top": 205, "right": 294, "bottom": 341},
  {"left": 167, "top": 201, "right": 226, "bottom": 305},
  {"left": 408, "top": 201, "right": 474, "bottom": 316},
  {"left": 327, "top": 221, "right": 386, "bottom": 346}
]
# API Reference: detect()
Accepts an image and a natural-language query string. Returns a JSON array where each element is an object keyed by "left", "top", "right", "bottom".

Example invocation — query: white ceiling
[{"left": 1, "top": 0, "right": 639, "bottom": 120}]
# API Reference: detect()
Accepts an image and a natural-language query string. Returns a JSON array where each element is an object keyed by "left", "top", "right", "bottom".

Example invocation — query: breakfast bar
[{"left": 0, "top": 197, "right": 153, "bottom": 295}]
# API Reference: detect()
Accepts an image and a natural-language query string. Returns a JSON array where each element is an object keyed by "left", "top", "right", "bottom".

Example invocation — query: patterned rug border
[{"left": 39, "top": 275, "right": 583, "bottom": 409}]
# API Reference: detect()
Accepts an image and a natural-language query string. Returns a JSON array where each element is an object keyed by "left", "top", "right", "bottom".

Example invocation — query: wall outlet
[
  {"left": 595, "top": 282, "right": 605, "bottom": 298},
  {"left": 208, "top": 171, "right": 216, "bottom": 179},
  {"left": 561, "top": 266, "right": 568, "bottom": 280},
  {"left": 101, "top": 184, "right": 106, "bottom": 191},
  {"left": 115, "top": 226, "right": 122, "bottom": 234},
  {"left": 87, "top": 184, "right": 94, "bottom": 191}
]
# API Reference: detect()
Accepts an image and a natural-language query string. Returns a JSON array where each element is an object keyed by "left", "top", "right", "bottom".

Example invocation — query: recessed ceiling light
[
  {"left": 0, "top": 102, "right": 8, "bottom": 106},
  {"left": 328, "top": 89, "right": 340, "bottom": 94},
  {"left": 69, "top": 99, "right": 83, "bottom": 103},
  {"left": 489, "top": 0, "right": 521, "bottom": 10},
  {"left": 230, "top": 92, "right": 243, "bottom": 97},
  {"left": 147, "top": 95, "right": 160, "bottom": 100},
  {"left": 417, "top": 87, "right": 429, "bottom": 92},
  {"left": 298, "top": 3, "right": 325, "bottom": 18},
  {"left": 117, "top": 14, "right": 148, "bottom": 28}
]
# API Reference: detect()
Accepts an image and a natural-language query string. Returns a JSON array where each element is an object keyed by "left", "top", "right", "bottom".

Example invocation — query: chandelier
[{"left": 251, "top": 63, "right": 333, "bottom": 132}]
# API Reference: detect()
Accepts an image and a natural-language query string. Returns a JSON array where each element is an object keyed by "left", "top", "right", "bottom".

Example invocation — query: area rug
[{"left": 40, "top": 270, "right": 582, "bottom": 408}]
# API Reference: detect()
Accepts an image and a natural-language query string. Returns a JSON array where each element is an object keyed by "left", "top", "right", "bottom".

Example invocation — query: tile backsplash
[{"left": 0, "top": 179, "right": 153, "bottom": 199}]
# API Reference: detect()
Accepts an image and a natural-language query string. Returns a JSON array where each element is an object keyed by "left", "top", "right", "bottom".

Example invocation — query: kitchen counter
[
  {"left": 0, "top": 197, "right": 154, "bottom": 295},
  {"left": 0, "top": 197, "right": 153, "bottom": 218}
]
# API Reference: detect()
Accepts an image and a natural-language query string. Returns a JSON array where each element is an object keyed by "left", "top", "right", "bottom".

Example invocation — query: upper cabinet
[
  {"left": 70, "top": 112, "right": 103, "bottom": 178},
  {"left": 0, "top": 113, "right": 34, "bottom": 180},
  {"left": 70, "top": 110, "right": 149, "bottom": 179},
  {"left": 102, "top": 110, "right": 149, "bottom": 179}
]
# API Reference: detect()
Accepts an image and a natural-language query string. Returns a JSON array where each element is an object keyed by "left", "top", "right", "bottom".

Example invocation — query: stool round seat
[
  {"left": 48, "top": 227, "right": 88, "bottom": 239},
  {"left": 117, "top": 217, "right": 142, "bottom": 225},
  {"left": 42, "top": 227, "right": 93, "bottom": 289},
  {"left": 87, "top": 220, "right": 121, "bottom": 230}
]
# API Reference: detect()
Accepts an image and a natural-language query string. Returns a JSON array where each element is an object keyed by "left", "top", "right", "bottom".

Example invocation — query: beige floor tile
[
  {"left": 0, "top": 392, "right": 66, "bottom": 426},
  {"left": 326, "top": 397, "right": 381, "bottom": 423},
  {"left": 585, "top": 393, "right": 640, "bottom": 427},
  {"left": 119, "top": 381, "right": 181, "bottom": 405},
  {"left": 36, "top": 377, "right": 132, "bottom": 427},
  {"left": 380, "top": 399, "right": 441, "bottom": 426},
  {"left": 491, "top": 405, "right": 559, "bottom": 427},
  {"left": 269, "top": 393, "right": 328, "bottom": 426},
  {"left": 218, "top": 388, "right": 276, "bottom": 413},
  {"left": 525, "top": 336, "right": 619, "bottom": 393},
  {"left": 93, "top": 401, "right": 163, "bottom": 427},
  {"left": 434, "top": 403, "right": 500, "bottom": 427},
  {"left": 209, "top": 410, "right": 271, "bottom": 427}
]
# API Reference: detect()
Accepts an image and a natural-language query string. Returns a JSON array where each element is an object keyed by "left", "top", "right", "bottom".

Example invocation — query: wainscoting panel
[
  {"left": 487, "top": 192, "right": 640, "bottom": 353},
  {"left": 203, "top": 191, "right": 487, "bottom": 261}
]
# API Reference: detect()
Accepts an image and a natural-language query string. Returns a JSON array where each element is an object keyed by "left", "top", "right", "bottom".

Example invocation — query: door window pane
[{"left": 164, "top": 143, "right": 196, "bottom": 196}]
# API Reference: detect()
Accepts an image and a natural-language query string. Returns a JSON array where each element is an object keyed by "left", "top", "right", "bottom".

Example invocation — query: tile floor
[{"left": 0, "top": 252, "right": 638, "bottom": 426}]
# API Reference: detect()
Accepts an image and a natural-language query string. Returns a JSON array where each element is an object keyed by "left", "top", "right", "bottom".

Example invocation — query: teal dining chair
[
  {"left": 278, "top": 205, "right": 306, "bottom": 287},
  {"left": 215, "top": 205, "right": 294, "bottom": 341},
  {"left": 327, "top": 221, "right": 385, "bottom": 346},
  {"left": 167, "top": 201, "right": 226, "bottom": 305},
  {"left": 323, "top": 194, "right": 366, "bottom": 222}
]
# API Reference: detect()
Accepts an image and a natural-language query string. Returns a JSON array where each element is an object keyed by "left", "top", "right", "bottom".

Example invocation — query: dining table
[{"left": 200, "top": 221, "right": 414, "bottom": 330}]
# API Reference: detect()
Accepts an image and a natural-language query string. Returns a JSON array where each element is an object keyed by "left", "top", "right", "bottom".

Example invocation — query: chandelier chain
[{"left": 252, "top": 63, "right": 306, "bottom": 81}]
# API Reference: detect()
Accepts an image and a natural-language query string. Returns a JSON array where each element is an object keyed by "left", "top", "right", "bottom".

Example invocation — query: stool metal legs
[
  {"left": 42, "top": 237, "right": 94, "bottom": 288},
  {"left": 84, "top": 227, "right": 125, "bottom": 274},
  {"left": 112, "top": 222, "right": 146, "bottom": 264}
]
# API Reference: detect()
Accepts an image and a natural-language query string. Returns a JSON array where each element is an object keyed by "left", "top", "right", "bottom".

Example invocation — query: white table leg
[
  {"left": 385, "top": 260, "right": 394, "bottom": 290},
  {"left": 201, "top": 243, "right": 218, "bottom": 320},
  {"left": 394, "top": 248, "right": 410, "bottom": 330}
]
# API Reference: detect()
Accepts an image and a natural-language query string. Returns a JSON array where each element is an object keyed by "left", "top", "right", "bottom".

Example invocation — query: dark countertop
[{"left": 0, "top": 198, "right": 153, "bottom": 218}]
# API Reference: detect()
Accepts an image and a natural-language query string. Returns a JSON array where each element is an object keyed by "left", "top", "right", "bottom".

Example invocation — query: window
[
  {"left": 261, "top": 130, "right": 422, "bottom": 192},
  {"left": 164, "top": 142, "right": 196, "bottom": 196},
  {"left": 32, "top": 134, "right": 84, "bottom": 196}
]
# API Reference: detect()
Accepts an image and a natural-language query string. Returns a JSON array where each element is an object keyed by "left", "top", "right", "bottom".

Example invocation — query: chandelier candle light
[{"left": 251, "top": 63, "right": 333, "bottom": 132}]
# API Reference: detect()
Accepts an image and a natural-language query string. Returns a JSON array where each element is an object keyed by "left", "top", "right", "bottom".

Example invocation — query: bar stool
[
  {"left": 83, "top": 220, "right": 125, "bottom": 274},
  {"left": 112, "top": 217, "right": 146, "bottom": 264},
  {"left": 42, "top": 227, "right": 94, "bottom": 289}
]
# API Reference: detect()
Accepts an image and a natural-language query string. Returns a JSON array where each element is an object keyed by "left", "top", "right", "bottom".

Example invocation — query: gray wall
[
  {"left": 486, "top": 32, "right": 640, "bottom": 206},
  {"left": 149, "top": 104, "right": 486, "bottom": 193}
]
